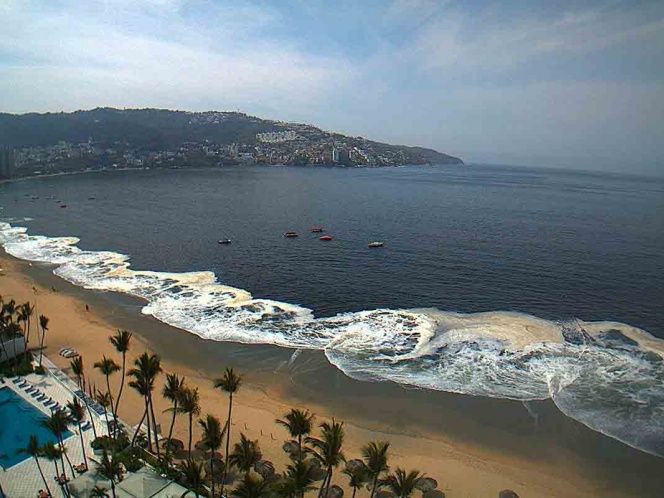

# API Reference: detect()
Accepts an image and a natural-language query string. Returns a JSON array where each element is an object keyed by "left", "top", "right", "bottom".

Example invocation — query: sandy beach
[{"left": 2, "top": 252, "right": 663, "bottom": 497}]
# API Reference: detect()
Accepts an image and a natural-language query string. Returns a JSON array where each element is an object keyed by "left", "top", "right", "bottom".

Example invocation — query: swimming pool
[{"left": 0, "top": 386, "right": 72, "bottom": 468}]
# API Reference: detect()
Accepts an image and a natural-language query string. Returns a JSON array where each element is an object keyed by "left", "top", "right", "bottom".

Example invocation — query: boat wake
[{"left": 1, "top": 221, "right": 663, "bottom": 457}]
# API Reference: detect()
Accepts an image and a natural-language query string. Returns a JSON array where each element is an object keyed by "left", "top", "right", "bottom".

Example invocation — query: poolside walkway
[{"left": 0, "top": 358, "right": 107, "bottom": 498}]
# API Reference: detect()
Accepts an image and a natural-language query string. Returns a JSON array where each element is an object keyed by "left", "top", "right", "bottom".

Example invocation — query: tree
[
  {"left": 109, "top": 330, "right": 132, "bottom": 420},
  {"left": 128, "top": 352, "right": 162, "bottom": 455},
  {"left": 94, "top": 356, "right": 120, "bottom": 433},
  {"left": 379, "top": 468, "right": 424, "bottom": 498},
  {"left": 198, "top": 413, "right": 227, "bottom": 497},
  {"left": 214, "top": 366, "right": 242, "bottom": 497},
  {"left": 38, "top": 314, "right": 49, "bottom": 366},
  {"left": 177, "top": 386, "right": 201, "bottom": 459},
  {"left": 342, "top": 462, "right": 369, "bottom": 498},
  {"left": 42, "top": 442, "right": 64, "bottom": 495},
  {"left": 91, "top": 485, "right": 111, "bottom": 497},
  {"left": 306, "top": 420, "right": 345, "bottom": 498},
  {"left": 67, "top": 397, "right": 89, "bottom": 469},
  {"left": 231, "top": 472, "right": 271, "bottom": 498},
  {"left": 230, "top": 433, "right": 263, "bottom": 474},
  {"left": 42, "top": 407, "right": 76, "bottom": 479},
  {"left": 17, "top": 301, "right": 34, "bottom": 352},
  {"left": 277, "top": 409, "right": 315, "bottom": 461},
  {"left": 70, "top": 356, "right": 85, "bottom": 391},
  {"left": 96, "top": 450, "right": 123, "bottom": 498},
  {"left": 179, "top": 459, "right": 206, "bottom": 497},
  {"left": 280, "top": 459, "right": 317, "bottom": 498},
  {"left": 18, "top": 435, "right": 52, "bottom": 498},
  {"left": 95, "top": 390, "right": 113, "bottom": 438},
  {"left": 362, "top": 441, "right": 390, "bottom": 498},
  {"left": 162, "top": 372, "right": 186, "bottom": 459},
  {"left": 128, "top": 374, "right": 151, "bottom": 449}
]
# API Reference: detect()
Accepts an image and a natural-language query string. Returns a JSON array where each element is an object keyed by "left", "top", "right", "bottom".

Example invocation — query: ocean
[{"left": 1, "top": 164, "right": 663, "bottom": 457}]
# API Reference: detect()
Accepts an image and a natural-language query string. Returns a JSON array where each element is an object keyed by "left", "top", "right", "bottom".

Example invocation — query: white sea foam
[{"left": 1, "top": 220, "right": 663, "bottom": 457}]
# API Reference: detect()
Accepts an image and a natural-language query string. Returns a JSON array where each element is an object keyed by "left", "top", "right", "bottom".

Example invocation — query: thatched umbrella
[
  {"left": 205, "top": 455, "right": 225, "bottom": 481},
  {"left": 254, "top": 460, "right": 276, "bottom": 480},
  {"left": 163, "top": 438, "right": 185, "bottom": 456},
  {"left": 423, "top": 491, "right": 445, "bottom": 498},
  {"left": 282, "top": 441, "right": 299, "bottom": 456},
  {"left": 415, "top": 477, "right": 438, "bottom": 493},
  {"left": 345, "top": 459, "right": 366, "bottom": 473},
  {"left": 498, "top": 490, "right": 519, "bottom": 498},
  {"left": 323, "top": 485, "right": 344, "bottom": 498}
]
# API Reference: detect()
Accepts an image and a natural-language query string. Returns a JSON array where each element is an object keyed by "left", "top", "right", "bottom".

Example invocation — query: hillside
[{"left": 0, "top": 108, "right": 463, "bottom": 174}]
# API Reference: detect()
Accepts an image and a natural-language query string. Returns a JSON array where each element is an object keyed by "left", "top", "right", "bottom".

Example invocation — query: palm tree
[
  {"left": 42, "top": 407, "right": 76, "bottom": 478},
  {"left": 96, "top": 450, "right": 123, "bottom": 498},
  {"left": 214, "top": 366, "right": 242, "bottom": 497},
  {"left": 379, "top": 468, "right": 424, "bottom": 498},
  {"left": 281, "top": 459, "right": 317, "bottom": 498},
  {"left": 128, "top": 352, "right": 162, "bottom": 455},
  {"left": 362, "top": 441, "right": 390, "bottom": 498},
  {"left": 42, "top": 442, "right": 63, "bottom": 493},
  {"left": 128, "top": 374, "right": 152, "bottom": 449},
  {"left": 306, "top": 420, "right": 345, "bottom": 498},
  {"left": 38, "top": 314, "right": 49, "bottom": 366},
  {"left": 198, "top": 413, "right": 227, "bottom": 497},
  {"left": 162, "top": 373, "right": 185, "bottom": 459},
  {"left": 343, "top": 462, "right": 369, "bottom": 498},
  {"left": 180, "top": 459, "right": 206, "bottom": 497},
  {"left": 230, "top": 433, "right": 263, "bottom": 474},
  {"left": 70, "top": 356, "right": 85, "bottom": 391},
  {"left": 177, "top": 386, "right": 201, "bottom": 459},
  {"left": 231, "top": 472, "right": 271, "bottom": 498},
  {"left": 17, "top": 301, "right": 34, "bottom": 352},
  {"left": 109, "top": 330, "right": 132, "bottom": 419},
  {"left": 277, "top": 409, "right": 315, "bottom": 461},
  {"left": 67, "top": 397, "right": 89, "bottom": 470},
  {"left": 90, "top": 485, "right": 111, "bottom": 497},
  {"left": 18, "top": 435, "right": 53, "bottom": 497},
  {"left": 94, "top": 356, "right": 120, "bottom": 430},
  {"left": 95, "top": 389, "right": 113, "bottom": 437}
]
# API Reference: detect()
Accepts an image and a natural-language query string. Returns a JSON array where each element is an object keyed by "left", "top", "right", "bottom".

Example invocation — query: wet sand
[{"left": 1, "top": 252, "right": 663, "bottom": 497}]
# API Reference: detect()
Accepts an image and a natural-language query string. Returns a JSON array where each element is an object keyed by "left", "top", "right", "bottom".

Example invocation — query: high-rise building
[
  {"left": 0, "top": 147, "right": 16, "bottom": 179},
  {"left": 332, "top": 147, "right": 340, "bottom": 163}
]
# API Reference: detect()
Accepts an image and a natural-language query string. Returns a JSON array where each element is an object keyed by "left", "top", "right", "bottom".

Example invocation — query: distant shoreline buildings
[
  {"left": 0, "top": 108, "right": 463, "bottom": 178},
  {"left": 0, "top": 147, "right": 16, "bottom": 179}
]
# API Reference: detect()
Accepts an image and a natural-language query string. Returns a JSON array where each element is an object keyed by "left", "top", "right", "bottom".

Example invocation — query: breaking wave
[{"left": 1, "top": 221, "right": 663, "bottom": 456}]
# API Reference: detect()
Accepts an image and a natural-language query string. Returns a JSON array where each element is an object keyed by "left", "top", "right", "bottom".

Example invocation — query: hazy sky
[{"left": 1, "top": 0, "right": 663, "bottom": 173}]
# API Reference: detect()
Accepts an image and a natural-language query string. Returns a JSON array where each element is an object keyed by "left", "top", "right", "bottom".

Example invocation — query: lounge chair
[
  {"left": 25, "top": 385, "right": 36, "bottom": 393},
  {"left": 35, "top": 394, "right": 47, "bottom": 401},
  {"left": 43, "top": 398, "right": 55, "bottom": 406}
]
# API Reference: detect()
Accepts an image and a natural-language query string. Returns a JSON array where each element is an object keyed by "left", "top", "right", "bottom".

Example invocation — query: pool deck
[{"left": 0, "top": 357, "right": 108, "bottom": 498}]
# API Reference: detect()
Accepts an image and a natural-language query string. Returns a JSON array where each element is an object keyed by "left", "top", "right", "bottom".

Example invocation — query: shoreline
[{"left": 2, "top": 252, "right": 663, "bottom": 497}]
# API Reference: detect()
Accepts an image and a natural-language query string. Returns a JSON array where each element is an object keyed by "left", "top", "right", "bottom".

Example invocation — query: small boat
[
  {"left": 88, "top": 196, "right": 96, "bottom": 200},
  {"left": 218, "top": 239, "right": 232, "bottom": 245},
  {"left": 319, "top": 235, "right": 333, "bottom": 241},
  {"left": 285, "top": 231, "right": 299, "bottom": 238},
  {"left": 60, "top": 204, "right": 68, "bottom": 208},
  {"left": 311, "top": 226, "right": 324, "bottom": 233},
  {"left": 368, "top": 241, "right": 384, "bottom": 248}
]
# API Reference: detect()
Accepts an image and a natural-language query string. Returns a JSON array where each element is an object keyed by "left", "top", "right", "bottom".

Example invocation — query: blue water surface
[{"left": 0, "top": 387, "right": 70, "bottom": 468}]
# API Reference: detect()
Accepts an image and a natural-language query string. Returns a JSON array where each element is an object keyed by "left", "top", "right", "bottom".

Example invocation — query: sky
[{"left": 1, "top": 0, "right": 663, "bottom": 174}]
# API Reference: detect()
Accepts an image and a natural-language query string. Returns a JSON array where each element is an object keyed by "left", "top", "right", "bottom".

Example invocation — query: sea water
[{"left": 1, "top": 164, "right": 663, "bottom": 456}]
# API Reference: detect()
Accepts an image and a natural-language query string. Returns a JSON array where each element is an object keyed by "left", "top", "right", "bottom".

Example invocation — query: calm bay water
[{"left": 1, "top": 164, "right": 663, "bottom": 455}]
